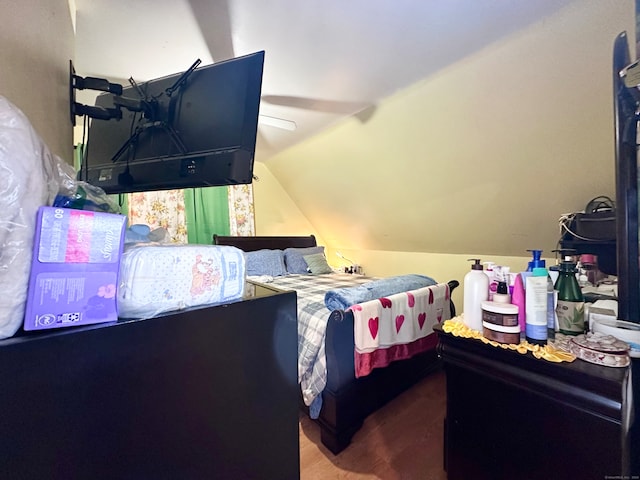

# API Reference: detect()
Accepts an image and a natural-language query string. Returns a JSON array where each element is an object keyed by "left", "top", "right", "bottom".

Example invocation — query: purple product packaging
[{"left": 23, "top": 206, "right": 126, "bottom": 331}]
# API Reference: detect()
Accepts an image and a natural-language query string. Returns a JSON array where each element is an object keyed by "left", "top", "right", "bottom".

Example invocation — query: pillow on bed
[
  {"left": 303, "top": 253, "right": 333, "bottom": 274},
  {"left": 245, "top": 249, "right": 287, "bottom": 277},
  {"left": 283, "top": 246, "right": 325, "bottom": 274}
]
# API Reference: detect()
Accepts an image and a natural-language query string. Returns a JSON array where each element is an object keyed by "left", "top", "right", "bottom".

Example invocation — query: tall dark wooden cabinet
[
  {"left": 0, "top": 282, "right": 299, "bottom": 480},
  {"left": 434, "top": 324, "right": 634, "bottom": 480}
]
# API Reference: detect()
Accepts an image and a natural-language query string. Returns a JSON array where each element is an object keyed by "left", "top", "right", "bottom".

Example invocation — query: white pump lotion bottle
[{"left": 463, "top": 259, "right": 489, "bottom": 332}]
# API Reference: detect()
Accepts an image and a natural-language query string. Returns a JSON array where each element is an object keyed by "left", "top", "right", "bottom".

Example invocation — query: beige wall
[
  {"left": 0, "top": 0, "right": 75, "bottom": 163},
  {"left": 255, "top": 0, "right": 634, "bottom": 303},
  {"left": 252, "top": 162, "right": 326, "bottom": 245},
  {"left": 253, "top": 160, "right": 555, "bottom": 308}
]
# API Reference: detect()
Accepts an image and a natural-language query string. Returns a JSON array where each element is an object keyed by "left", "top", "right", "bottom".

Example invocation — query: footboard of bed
[
  {"left": 317, "top": 279, "right": 458, "bottom": 454},
  {"left": 319, "top": 347, "right": 440, "bottom": 454}
]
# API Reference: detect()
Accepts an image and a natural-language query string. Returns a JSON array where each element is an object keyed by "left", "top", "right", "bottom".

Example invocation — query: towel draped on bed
[{"left": 324, "top": 274, "right": 437, "bottom": 311}]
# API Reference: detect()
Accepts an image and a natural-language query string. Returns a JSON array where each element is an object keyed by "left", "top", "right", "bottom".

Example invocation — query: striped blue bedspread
[{"left": 250, "top": 273, "right": 373, "bottom": 418}]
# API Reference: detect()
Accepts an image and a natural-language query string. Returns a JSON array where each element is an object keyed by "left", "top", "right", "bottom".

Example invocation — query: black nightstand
[{"left": 434, "top": 323, "right": 633, "bottom": 480}]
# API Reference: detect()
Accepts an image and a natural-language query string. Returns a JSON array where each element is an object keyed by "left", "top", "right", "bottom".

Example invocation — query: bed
[{"left": 213, "top": 234, "right": 459, "bottom": 454}]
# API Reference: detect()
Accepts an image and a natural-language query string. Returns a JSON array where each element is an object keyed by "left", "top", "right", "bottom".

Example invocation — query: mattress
[
  {"left": 117, "top": 244, "right": 246, "bottom": 319},
  {"left": 250, "top": 273, "right": 373, "bottom": 417}
]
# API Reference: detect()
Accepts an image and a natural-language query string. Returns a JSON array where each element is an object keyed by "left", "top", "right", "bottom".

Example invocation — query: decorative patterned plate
[{"left": 568, "top": 332, "right": 630, "bottom": 367}]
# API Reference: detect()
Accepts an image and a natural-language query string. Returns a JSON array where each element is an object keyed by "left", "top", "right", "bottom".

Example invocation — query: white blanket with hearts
[{"left": 350, "top": 283, "right": 450, "bottom": 377}]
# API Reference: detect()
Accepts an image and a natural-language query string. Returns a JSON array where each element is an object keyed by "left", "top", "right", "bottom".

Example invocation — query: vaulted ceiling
[
  {"left": 73, "top": 0, "right": 574, "bottom": 163},
  {"left": 72, "top": 1, "right": 633, "bottom": 262}
]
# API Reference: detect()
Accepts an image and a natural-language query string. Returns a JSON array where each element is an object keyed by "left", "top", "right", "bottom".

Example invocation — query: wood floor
[{"left": 299, "top": 369, "right": 447, "bottom": 480}]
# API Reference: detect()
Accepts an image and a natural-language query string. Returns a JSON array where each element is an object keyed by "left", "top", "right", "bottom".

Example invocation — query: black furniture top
[
  {"left": 213, "top": 233, "right": 317, "bottom": 251},
  {"left": 0, "top": 283, "right": 300, "bottom": 480},
  {"left": 435, "top": 323, "right": 634, "bottom": 480}
]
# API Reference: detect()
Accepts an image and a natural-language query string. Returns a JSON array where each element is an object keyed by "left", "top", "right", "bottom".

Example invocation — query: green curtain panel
[
  {"left": 184, "top": 186, "right": 230, "bottom": 244},
  {"left": 73, "top": 143, "right": 83, "bottom": 171},
  {"left": 115, "top": 194, "right": 129, "bottom": 218}
]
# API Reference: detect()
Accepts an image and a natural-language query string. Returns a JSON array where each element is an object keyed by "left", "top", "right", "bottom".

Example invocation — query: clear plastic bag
[
  {"left": 0, "top": 96, "right": 82, "bottom": 338},
  {"left": 53, "top": 180, "right": 121, "bottom": 213}
]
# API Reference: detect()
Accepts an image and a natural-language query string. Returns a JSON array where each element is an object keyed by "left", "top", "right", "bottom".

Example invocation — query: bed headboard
[{"left": 213, "top": 234, "right": 317, "bottom": 252}]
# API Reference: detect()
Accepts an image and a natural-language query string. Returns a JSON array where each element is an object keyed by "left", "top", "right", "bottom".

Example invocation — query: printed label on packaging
[
  {"left": 37, "top": 208, "right": 122, "bottom": 264},
  {"left": 30, "top": 271, "right": 118, "bottom": 327},
  {"left": 482, "top": 310, "right": 519, "bottom": 327}
]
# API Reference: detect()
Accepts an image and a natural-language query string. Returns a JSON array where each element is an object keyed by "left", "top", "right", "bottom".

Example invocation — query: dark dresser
[
  {"left": 0, "top": 282, "right": 299, "bottom": 480},
  {"left": 434, "top": 323, "right": 634, "bottom": 480}
]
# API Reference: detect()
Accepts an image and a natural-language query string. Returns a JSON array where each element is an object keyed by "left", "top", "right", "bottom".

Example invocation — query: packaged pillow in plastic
[
  {"left": 0, "top": 95, "right": 78, "bottom": 339},
  {"left": 117, "top": 244, "right": 246, "bottom": 319}
]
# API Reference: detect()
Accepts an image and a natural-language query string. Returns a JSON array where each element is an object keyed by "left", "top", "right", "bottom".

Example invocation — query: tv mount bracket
[
  {"left": 69, "top": 59, "right": 202, "bottom": 162},
  {"left": 69, "top": 60, "right": 124, "bottom": 126},
  {"left": 70, "top": 59, "right": 201, "bottom": 123}
]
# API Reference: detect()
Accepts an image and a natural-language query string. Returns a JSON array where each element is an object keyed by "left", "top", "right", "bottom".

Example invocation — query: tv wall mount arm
[
  {"left": 69, "top": 60, "right": 123, "bottom": 125},
  {"left": 110, "top": 59, "right": 200, "bottom": 163},
  {"left": 69, "top": 59, "right": 201, "bottom": 162},
  {"left": 111, "top": 119, "right": 188, "bottom": 165}
]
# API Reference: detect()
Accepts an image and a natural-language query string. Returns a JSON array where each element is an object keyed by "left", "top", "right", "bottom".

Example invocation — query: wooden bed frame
[{"left": 214, "top": 234, "right": 459, "bottom": 454}]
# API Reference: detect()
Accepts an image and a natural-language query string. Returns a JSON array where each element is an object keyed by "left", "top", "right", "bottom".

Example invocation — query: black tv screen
[
  {"left": 613, "top": 32, "right": 639, "bottom": 322},
  {"left": 79, "top": 51, "right": 265, "bottom": 194}
]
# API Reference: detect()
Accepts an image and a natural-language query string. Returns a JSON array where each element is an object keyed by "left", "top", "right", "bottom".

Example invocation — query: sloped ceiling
[
  {"left": 74, "top": 0, "right": 574, "bottom": 163},
  {"left": 260, "top": 2, "right": 634, "bottom": 257},
  {"left": 73, "top": 1, "right": 634, "bottom": 258}
]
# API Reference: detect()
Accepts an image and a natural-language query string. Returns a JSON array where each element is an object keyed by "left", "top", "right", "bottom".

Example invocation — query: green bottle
[{"left": 554, "top": 256, "right": 585, "bottom": 335}]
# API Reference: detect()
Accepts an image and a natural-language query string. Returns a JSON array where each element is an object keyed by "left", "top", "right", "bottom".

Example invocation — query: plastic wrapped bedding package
[
  {"left": 117, "top": 244, "right": 247, "bottom": 319},
  {"left": 0, "top": 96, "right": 80, "bottom": 339}
]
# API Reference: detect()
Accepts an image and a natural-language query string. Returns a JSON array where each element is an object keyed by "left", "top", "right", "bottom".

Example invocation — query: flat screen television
[
  {"left": 613, "top": 31, "right": 640, "bottom": 322},
  {"left": 78, "top": 51, "right": 265, "bottom": 194}
]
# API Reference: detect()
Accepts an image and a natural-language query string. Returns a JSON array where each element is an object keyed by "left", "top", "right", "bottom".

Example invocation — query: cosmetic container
[
  {"left": 483, "top": 261, "right": 496, "bottom": 300},
  {"left": 482, "top": 301, "right": 520, "bottom": 344},
  {"left": 555, "top": 256, "right": 585, "bottom": 335},
  {"left": 511, "top": 273, "right": 526, "bottom": 336},
  {"left": 492, "top": 280, "right": 511, "bottom": 304},
  {"left": 525, "top": 267, "right": 548, "bottom": 345},
  {"left": 463, "top": 259, "right": 489, "bottom": 332}
]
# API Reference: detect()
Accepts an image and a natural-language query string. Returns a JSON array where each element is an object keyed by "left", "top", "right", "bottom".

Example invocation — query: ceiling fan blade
[
  {"left": 261, "top": 95, "right": 370, "bottom": 114},
  {"left": 258, "top": 114, "right": 297, "bottom": 131},
  {"left": 187, "top": 0, "right": 235, "bottom": 62}
]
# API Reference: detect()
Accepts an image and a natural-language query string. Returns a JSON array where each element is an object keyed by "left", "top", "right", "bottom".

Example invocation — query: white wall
[
  {"left": 252, "top": 162, "right": 326, "bottom": 245},
  {"left": 262, "top": 0, "right": 634, "bottom": 260},
  {"left": 0, "top": 0, "right": 75, "bottom": 163},
  {"left": 254, "top": 0, "right": 634, "bottom": 305},
  {"left": 249, "top": 0, "right": 635, "bottom": 309}
]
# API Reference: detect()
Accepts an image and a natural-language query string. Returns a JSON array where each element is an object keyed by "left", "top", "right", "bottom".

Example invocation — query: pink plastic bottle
[{"left": 511, "top": 273, "right": 526, "bottom": 337}]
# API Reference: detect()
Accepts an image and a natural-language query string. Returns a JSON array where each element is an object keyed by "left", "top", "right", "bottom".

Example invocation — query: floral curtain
[
  {"left": 228, "top": 184, "right": 255, "bottom": 236},
  {"left": 126, "top": 184, "right": 255, "bottom": 243},
  {"left": 128, "top": 189, "right": 189, "bottom": 243}
]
